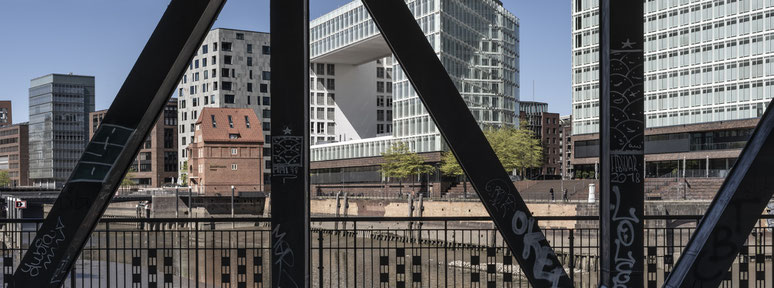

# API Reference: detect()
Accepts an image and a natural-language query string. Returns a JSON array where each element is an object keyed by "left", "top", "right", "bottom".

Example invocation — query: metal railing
[{"left": 1, "top": 215, "right": 772, "bottom": 287}]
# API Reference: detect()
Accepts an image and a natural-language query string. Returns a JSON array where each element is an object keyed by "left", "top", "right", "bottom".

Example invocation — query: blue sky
[{"left": 0, "top": 0, "right": 570, "bottom": 123}]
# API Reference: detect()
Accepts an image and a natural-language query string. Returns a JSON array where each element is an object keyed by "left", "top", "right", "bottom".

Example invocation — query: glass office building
[
  {"left": 28, "top": 74, "right": 95, "bottom": 188},
  {"left": 573, "top": 0, "right": 774, "bottom": 135},
  {"left": 310, "top": 0, "right": 519, "bottom": 161}
]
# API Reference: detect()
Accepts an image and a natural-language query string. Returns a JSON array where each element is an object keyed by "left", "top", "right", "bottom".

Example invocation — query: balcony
[{"left": 1, "top": 215, "right": 772, "bottom": 287}]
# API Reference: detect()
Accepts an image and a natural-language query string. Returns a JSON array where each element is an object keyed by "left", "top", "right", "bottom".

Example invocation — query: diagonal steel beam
[
  {"left": 269, "top": 0, "right": 311, "bottom": 287},
  {"left": 360, "top": 1, "right": 571, "bottom": 287},
  {"left": 663, "top": 99, "right": 774, "bottom": 288},
  {"left": 599, "top": 0, "right": 646, "bottom": 287},
  {"left": 12, "top": 1, "right": 226, "bottom": 286}
]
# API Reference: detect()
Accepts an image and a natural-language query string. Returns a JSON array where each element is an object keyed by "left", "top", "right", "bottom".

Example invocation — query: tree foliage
[
  {"left": 0, "top": 171, "right": 10, "bottom": 187},
  {"left": 121, "top": 167, "right": 136, "bottom": 188},
  {"left": 380, "top": 142, "right": 434, "bottom": 181},
  {"left": 440, "top": 152, "right": 464, "bottom": 177},
  {"left": 440, "top": 125, "right": 542, "bottom": 176},
  {"left": 180, "top": 161, "right": 188, "bottom": 186}
]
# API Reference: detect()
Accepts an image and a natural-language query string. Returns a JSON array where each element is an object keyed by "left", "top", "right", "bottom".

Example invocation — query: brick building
[
  {"left": 187, "top": 107, "right": 264, "bottom": 195},
  {"left": 0, "top": 100, "right": 28, "bottom": 187},
  {"left": 0, "top": 123, "right": 29, "bottom": 187},
  {"left": 89, "top": 98, "right": 179, "bottom": 187},
  {"left": 0, "top": 101, "right": 11, "bottom": 127},
  {"left": 519, "top": 101, "right": 561, "bottom": 178}
]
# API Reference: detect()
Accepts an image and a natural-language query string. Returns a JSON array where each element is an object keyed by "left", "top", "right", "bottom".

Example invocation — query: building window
[
  {"left": 327, "top": 64, "right": 335, "bottom": 75},
  {"left": 377, "top": 67, "right": 385, "bottom": 78},
  {"left": 202, "top": 44, "right": 208, "bottom": 54},
  {"left": 326, "top": 78, "right": 335, "bottom": 90},
  {"left": 263, "top": 122, "right": 271, "bottom": 131},
  {"left": 377, "top": 81, "right": 384, "bottom": 92},
  {"left": 231, "top": 164, "right": 238, "bottom": 170},
  {"left": 228, "top": 115, "right": 234, "bottom": 128},
  {"left": 164, "top": 128, "right": 175, "bottom": 149},
  {"left": 262, "top": 45, "right": 271, "bottom": 55},
  {"left": 222, "top": 42, "right": 232, "bottom": 51},
  {"left": 262, "top": 71, "right": 271, "bottom": 80},
  {"left": 164, "top": 152, "right": 177, "bottom": 172},
  {"left": 263, "top": 97, "right": 270, "bottom": 105},
  {"left": 247, "top": 57, "right": 253, "bottom": 66},
  {"left": 247, "top": 83, "right": 253, "bottom": 92},
  {"left": 260, "top": 84, "right": 268, "bottom": 93},
  {"left": 263, "top": 109, "right": 270, "bottom": 118},
  {"left": 229, "top": 134, "right": 240, "bottom": 139},
  {"left": 224, "top": 55, "right": 232, "bottom": 65},
  {"left": 222, "top": 81, "right": 232, "bottom": 91},
  {"left": 231, "top": 148, "right": 238, "bottom": 155},
  {"left": 236, "top": 33, "right": 244, "bottom": 40},
  {"left": 245, "top": 116, "right": 251, "bottom": 128},
  {"left": 211, "top": 115, "right": 217, "bottom": 128},
  {"left": 247, "top": 44, "right": 253, "bottom": 53},
  {"left": 316, "top": 63, "right": 325, "bottom": 75}
]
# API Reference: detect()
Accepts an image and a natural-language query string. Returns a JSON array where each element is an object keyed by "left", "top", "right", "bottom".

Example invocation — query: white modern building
[
  {"left": 310, "top": 0, "right": 520, "bottom": 161},
  {"left": 572, "top": 0, "right": 774, "bottom": 135},
  {"left": 176, "top": 28, "right": 272, "bottom": 185}
]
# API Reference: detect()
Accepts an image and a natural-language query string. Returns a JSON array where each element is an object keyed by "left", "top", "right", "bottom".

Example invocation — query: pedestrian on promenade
[
  {"left": 563, "top": 189, "right": 569, "bottom": 202},
  {"left": 549, "top": 188, "right": 555, "bottom": 201}
]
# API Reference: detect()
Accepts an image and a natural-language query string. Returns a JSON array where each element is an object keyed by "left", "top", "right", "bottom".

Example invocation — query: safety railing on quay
[{"left": 0, "top": 215, "right": 772, "bottom": 287}]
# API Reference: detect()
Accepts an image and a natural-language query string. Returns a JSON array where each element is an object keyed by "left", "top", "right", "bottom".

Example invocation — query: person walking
[
  {"left": 563, "top": 189, "right": 569, "bottom": 202},
  {"left": 549, "top": 188, "right": 555, "bottom": 201}
]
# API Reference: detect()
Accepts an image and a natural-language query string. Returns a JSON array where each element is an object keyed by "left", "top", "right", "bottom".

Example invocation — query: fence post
[
  {"left": 318, "top": 230, "right": 324, "bottom": 288},
  {"left": 70, "top": 266, "right": 76, "bottom": 288},
  {"left": 106, "top": 222, "right": 111, "bottom": 287},
  {"left": 353, "top": 221, "right": 358, "bottom": 287},
  {"left": 195, "top": 220, "right": 200, "bottom": 288},
  {"left": 444, "top": 220, "right": 448, "bottom": 288},
  {"left": 569, "top": 229, "right": 575, "bottom": 284}
]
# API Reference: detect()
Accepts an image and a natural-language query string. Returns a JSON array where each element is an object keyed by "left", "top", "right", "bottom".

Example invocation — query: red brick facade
[{"left": 187, "top": 108, "right": 264, "bottom": 195}]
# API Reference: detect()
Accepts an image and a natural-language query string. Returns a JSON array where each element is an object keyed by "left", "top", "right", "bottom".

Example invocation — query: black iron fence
[{"left": 1, "top": 215, "right": 773, "bottom": 287}]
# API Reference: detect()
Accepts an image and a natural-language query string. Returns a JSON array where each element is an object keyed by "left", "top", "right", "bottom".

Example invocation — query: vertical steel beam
[
  {"left": 360, "top": 1, "right": 571, "bottom": 287},
  {"left": 12, "top": 1, "right": 226, "bottom": 286},
  {"left": 663, "top": 103, "right": 774, "bottom": 287},
  {"left": 598, "top": 0, "right": 645, "bottom": 287},
  {"left": 269, "top": 0, "right": 310, "bottom": 286}
]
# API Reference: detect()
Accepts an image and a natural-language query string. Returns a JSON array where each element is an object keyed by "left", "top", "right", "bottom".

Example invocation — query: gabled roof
[{"left": 195, "top": 107, "right": 264, "bottom": 143}]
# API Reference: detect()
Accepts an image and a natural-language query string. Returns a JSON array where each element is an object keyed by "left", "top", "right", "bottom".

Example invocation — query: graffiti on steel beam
[
  {"left": 360, "top": 0, "right": 572, "bottom": 286},
  {"left": 271, "top": 126, "right": 303, "bottom": 183}
]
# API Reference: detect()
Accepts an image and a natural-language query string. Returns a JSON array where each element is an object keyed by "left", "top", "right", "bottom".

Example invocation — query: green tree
[
  {"left": 440, "top": 151, "right": 469, "bottom": 196},
  {"left": 380, "top": 142, "right": 434, "bottom": 194},
  {"left": 121, "top": 167, "right": 136, "bottom": 191},
  {"left": 0, "top": 170, "right": 11, "bottom": 187},
  {"left": 179, "top": 161, "right": 188, "bottom": 186},
  {"left": 439, "top": 124, "right": 543, "bottom": 179}
]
